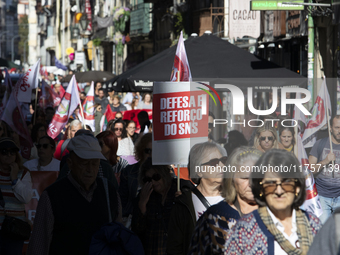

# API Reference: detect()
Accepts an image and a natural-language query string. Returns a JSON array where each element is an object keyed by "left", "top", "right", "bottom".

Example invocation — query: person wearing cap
[
  {"left": 95, "top": 88, "right": 109, "bottom": 114},
  {"left": 107, "top": 87, "right": 115, "bottom": 101},
  {"left": 0, "top": 137, "right": 33, "bottom": 254},
  {"left": 27, "top": 134, "right": 120, "bottom": 255}
]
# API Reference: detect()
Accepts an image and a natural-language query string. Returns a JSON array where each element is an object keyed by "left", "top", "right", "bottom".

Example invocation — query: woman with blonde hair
[
  {"left": 189, "top": 146, "right": 262, "bottom": 255},
  {"left": 254, "top": 122, "right": 279, "bottom": 152}
]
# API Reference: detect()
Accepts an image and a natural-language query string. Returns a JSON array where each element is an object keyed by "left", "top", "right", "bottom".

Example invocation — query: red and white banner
[
  {"left": 1, "top": 75, "right": 33, "bottom": 159},
  {"left": 297, "top": 136, "right": 323, "bottom": 217},
  {"left": 153, "top": 82, "right": 208, "bottom": 164},
  {"left": 302, "top": 78, "right": 332, "bottom": 147},
  {"left": 47, "top": 75, "right": 81, "bottom": 139},
  {"left": 170, "top": 31, "right": 192, "bottom": 82},
  {"left": 17, "top": 59, "right": 40, "bottom": 103},
  {"left": 0, "top": 69, "right": 12, "bottom": 118},
  {"left": 39, "top": 80, "right": 61, "bottom": 109},
  {"left": 83, "top": 81, "right": 95, "bottom": 131},
  {"left": 85, "top": 0, "right": 92, "bottom": 32},
  {"left": 103, "top": 106, "right": 152, "bottom": 132},
  {"left": 25, "top": 171, "right": 59, "bottom": 223}
]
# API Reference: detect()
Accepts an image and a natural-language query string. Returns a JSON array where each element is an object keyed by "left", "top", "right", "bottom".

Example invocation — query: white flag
[
  {"left": 47, "top": 75, "right": 81, "bottom": 139},
  {"left": 302, "top": 78, "right": 331, "bottom": 148},
  {"left": 17, "top": 59, "right": 40, "bottom": 103}
]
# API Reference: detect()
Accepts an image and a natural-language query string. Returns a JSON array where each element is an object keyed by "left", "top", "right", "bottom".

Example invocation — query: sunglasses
[
  {"left": 201, "top": 156, "right": 228, "bottom": 166},
  {"left": 144, "top": 148, "right": 152, "bottom": 155},
  {"left": 260, "top": 179, "right": 297, "bottom": 195},
  {"left": 143, "top": 173, "right": 161, "bottom": 183},
  {"left": 37, "top": 143, "right": 53, "bottom": 149},
  {"left": 260, "top": 136, "right": 274, "bottom": 141},
  {"left": 0, "top": 149, "right": 16, "bottom": 156},
  {"left": 114, "top": 128, "right": 123, "bottom": 132}
]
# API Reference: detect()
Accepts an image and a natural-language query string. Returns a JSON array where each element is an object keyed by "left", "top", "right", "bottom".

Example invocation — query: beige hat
[{"left": 67, "top": 134, "right": 106, "bottom": 160}]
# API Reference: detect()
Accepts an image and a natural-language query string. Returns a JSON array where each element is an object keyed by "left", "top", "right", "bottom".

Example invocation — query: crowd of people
[{"left": 1, "top": 72, "right": 340, "bottom": 255}]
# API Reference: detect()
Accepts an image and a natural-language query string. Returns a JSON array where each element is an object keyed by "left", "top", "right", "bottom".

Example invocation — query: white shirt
[
  {"left": 192, "top": 193, "right": 224, "bottom": 221},
  {"left": 23, "top": 158, "right": 60, "bottom": 171},
  {"left": 267, "top": 207, "right": 299, "bottom": 255},
  {"left": 117, "top": 137, "right": 134, "bottom": 156}
]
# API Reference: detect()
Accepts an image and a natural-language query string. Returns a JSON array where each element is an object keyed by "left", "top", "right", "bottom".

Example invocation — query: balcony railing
[{"left": 130, "top": 3, "right": 153, "bottom": 37}]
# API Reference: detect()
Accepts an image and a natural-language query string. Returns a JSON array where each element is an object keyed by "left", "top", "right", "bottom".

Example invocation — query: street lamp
[
  {"left": 0, "top": 31, "right": 9, "bottom": 58},
  {"left": 79, "top": 13, "right": 89, "bottom": 32},
  {"left": 11, "top": 35, "right": 20, "bottom": 62}
]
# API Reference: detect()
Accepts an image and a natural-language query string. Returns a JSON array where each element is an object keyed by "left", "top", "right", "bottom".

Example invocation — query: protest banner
[
  {"left": 152, "top": 82, "right": 208, "bottom": 164},
  {"left": 23, "top": 171, "right": 59, "bottom": 253}
]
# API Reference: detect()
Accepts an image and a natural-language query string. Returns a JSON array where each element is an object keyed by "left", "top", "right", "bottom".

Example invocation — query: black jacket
[{"left": 167, "top": 187, "right": 196, "bottom": 255}]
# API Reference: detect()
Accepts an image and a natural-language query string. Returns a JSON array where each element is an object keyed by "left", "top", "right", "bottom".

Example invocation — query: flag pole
[
  {"left": 177, "top": 164, "right": 180, "bottom": 192},
  {"left": 79, "top": 101, "right": 86, "bottom": 129},
  {"left": 33, "top": 88, "right": 39, "bottom": 125},
  {"left": 294, "top": 125, "right": 298, "bottom": 158},
  {"left": 322, "top": 76, "right": 334, "bottom": 166}
]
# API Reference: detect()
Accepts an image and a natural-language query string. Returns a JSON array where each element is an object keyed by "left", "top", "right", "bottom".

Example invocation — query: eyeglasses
[
  {"left": 0, "top": 149, "right": 16, "bottom": 156},
  {"left": 260, "top": 179, "right": 297, "bottom": 195},
  {"left": 114, "top": 128, "right": 123, "bottom": 132},
  {"left": 37, "top": 143, "right": 53, "bottom": 149},
  {"left": 144, "top": 148, "right": 152, "bottom": 155},
  {"left": 143, "top": 173, "right": 161, "bottom": 183},
  {"left": 201, "top": 156, "right": 228, "bottom": 166},
  {"left": 260, "top": 136, "right": 274, "bottom": 141}
]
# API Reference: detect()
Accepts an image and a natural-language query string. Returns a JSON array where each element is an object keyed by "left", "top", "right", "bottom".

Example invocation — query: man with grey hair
[
  {"left": 27, "top": 134, "right": 120, "bottom": 254},
  {"left": 54, "top": 119, "right": 83, "bottom": 160}
]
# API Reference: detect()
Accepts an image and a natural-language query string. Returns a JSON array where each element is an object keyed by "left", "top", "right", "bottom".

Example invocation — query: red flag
[
  {"left": 47, "top": 75, "right": 81, "bottom": 139},
  {"left": 302, "top": 78, "right": 331, "bottom": 147},
  {"left": 297, "top": 136, "right": 323, "bottom": 217},
  {"left": 39, "top": 80, "right": 61, "bottom": 109},
  {"left": 1, "top": 75, "right": 33, "bottom": 159},
  {"left": 83, "top": 82, "right": 95, "bottom": 131},
  {"left": 104, "top": 104, "right": 115, "bottom": 122},
  {"left": 170, "top": 31, "right": 192, "bottom": 82}
]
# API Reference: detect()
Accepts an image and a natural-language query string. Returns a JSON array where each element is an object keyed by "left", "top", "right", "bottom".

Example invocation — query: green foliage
[
  {"left": 93, "top": 38, "right": 102, "bottom": 47},
  {"left": 174, "top": 12, "right": 184, "bottom": 35}
]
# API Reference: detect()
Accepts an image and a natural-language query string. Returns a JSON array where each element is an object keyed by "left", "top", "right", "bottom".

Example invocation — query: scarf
[
  {"left": 284, "top": 145, "right": 294, "bottom": 153},
  {"left": 258, "top": 207, "right": 314, "bottom": 255}
]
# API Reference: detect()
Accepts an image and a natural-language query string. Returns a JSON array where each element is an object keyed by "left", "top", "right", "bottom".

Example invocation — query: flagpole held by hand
[
  {"left": 79, "top": 101, "right": 86, "bottom": 129},
  {"left": 177, "top": 164, "right": 180, "bottom": 192},
  {"left": 326, "top": 99, "right": 334, "bottom": 167},
  {"left": 33, "top": 88, "right": 39, "bottom": 125}
]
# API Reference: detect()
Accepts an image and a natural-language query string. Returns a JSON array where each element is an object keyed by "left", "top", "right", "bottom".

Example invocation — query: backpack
[{"left": 89, "top": 222, "right": 145, "bottom": 255}]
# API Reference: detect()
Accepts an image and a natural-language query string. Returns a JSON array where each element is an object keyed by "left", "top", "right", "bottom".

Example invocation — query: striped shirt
[{"left": 0, "top": 168, "right": 33, "bottom": 226}]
